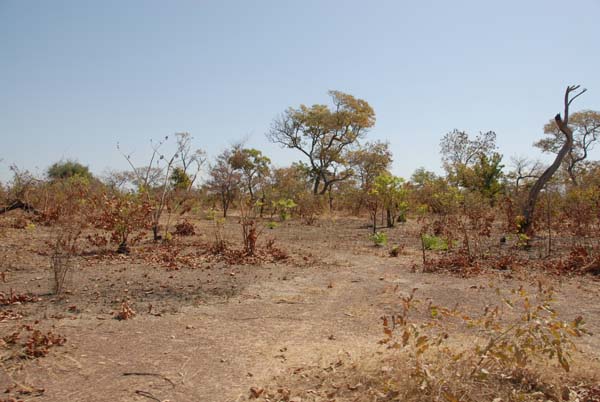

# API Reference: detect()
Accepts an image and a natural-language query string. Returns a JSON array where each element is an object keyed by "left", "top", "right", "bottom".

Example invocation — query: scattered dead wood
[{"left": 0, "top": 200, "right": 39, "bottom": 216}]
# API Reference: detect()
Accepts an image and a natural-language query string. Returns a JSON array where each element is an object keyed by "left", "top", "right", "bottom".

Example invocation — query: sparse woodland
[{"left": 1, "top": 87, "right": 600, "bottom": 401}]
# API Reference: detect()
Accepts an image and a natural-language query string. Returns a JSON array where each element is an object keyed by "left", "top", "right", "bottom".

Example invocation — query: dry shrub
[
  {"left": 49, "top": 228, "right": 81, "bottom": 295},
  {"left": 389, "top": 244, "right": 405, "bottom": 257},
  {"left": 50, "top": 253, "right": 72, "bottom": 295},
  {"left": 174, "top": 220, "right": 196, "bottom": 236},
  {"left": 376, "top": 286, "right": 591, "bottom": 401},
  {"left": 10, "top": 216, "right": 28, "bottom": 229},
  {"left": 296, "top": 193, "right": 324, "bottom": 225},
  {"left": 0, "top": 289, "right": 39, "bottom": 306},
  {"left": 250, "top": 285, "right": 596, "bottom": 402},
  {"left": 205, "top": 238, "right": 288, "bottom": 265},
  {"left": 203, "top": 200, "right": 287, "bottom": 265},
  {"left": 88, "top": 192, "right": 152, "bottom": 253},
  {"left": 0, "top": 310, "right": 23, "bottom": 322},
  {"left": 2, "top": 324, "right": 66, "bottom": 360},
  {"left": 542, "top": 245, "right": 600, "bottom": 275},
  {"left": 115, "top": 300, "right": 136, "bottom": 320}
]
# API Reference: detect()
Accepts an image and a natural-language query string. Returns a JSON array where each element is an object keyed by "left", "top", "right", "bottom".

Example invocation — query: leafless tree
[
  {"left": 535, "top": 110, "right": 600, "bottom": 185},
  {"left": 520, "top": 85, "right": 587, "bottom": 235},
  {"left": 206, "top": 149, "right": 242, "bottom": 217},
  {"left": 118, "top": 136, "right": 178, "bottom": 241},
  {"left": 175, "top": 132, "right": 206, "bottom": 190},
  {"left": 507, "top": 156, "right": 542, "bottom": 191}
]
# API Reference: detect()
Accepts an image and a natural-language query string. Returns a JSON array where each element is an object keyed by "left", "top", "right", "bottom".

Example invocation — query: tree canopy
[
  {"left": 268, "top": 90, "right": 375, "bottom": 195},
  {"left": 535, "top": 110, "right": 600, "bottom": 185},
  {"left": 47, "top": 160, "right": 93, "bottom": 181}
]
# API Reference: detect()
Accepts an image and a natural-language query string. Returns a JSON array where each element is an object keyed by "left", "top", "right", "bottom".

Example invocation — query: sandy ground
[{"left": 1, "top": 216, "right": 599, "bottom": 402}]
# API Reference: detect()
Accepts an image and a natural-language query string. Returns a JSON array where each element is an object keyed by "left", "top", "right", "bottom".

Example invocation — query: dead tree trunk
[
  {"left": 0, "top": 200, "right": 39, "bottom": 215},
  {"left": 520, "top": 85, "right": 586, "bottom": 235}
]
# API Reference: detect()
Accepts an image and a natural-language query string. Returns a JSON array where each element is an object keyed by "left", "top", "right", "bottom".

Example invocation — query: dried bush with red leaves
[
  {"left": 88, "top": 192, "right": 152, "bottom": 253},
  {"left": 174, "top": 220, "right": 195, "bottom": 236},
  {"left": 0, "top": 310, "right": 23, "bottom": 322},
  {"left": 542, "top": 245, "right": 600, "bottom": 275},
  {"left": 2, "top": 324, "right": 66, "bottom": 359},
  {"left": 0, "top": 289, "right": 40, "bottom": 306}
]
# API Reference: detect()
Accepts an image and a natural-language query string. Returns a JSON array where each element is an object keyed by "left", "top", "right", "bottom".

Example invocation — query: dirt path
[{"left": 3, "top": 246, "right": 599, "bottom": 402}]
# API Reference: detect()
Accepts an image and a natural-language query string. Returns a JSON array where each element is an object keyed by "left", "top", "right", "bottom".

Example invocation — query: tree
[
  {"left": 345, "top": 141, "right": 392, "bottom": 213},
  {"left": 118, "top": 136, "right": 179, "bottom": 240},
  {"left": 206, "top": 149, "right": 242, "bottom": 217},
  {"left": 535, "top": 110, "right": 600, "bottom": 186},
  {"left": 410, "top": 167, "right": 438, "bottom": 188},
  {"left": 459, "top": 152, "right": 505, "bottom": 203},
  {"left": 371, "top": 173, "right": 408, "bottom": 228},
  {"left": 170, "top": 167, "right": 192, "bottom": 190},
  {"left": 47, "top": 160, "right": 93, "bottom": 181},
  {"left": 228, "top": 147, "right": 271, "bottom": 201},
  {"left": 174, "top": 132, "right": 206, "bottom": 190},
  {"left": 268, "top": 90, "right": 375, "bottom": 195},
  {"left": 348, "top": 141, "right": 392, "bottom": 192},
  {"left": 506, "top": 156, "right": 542, "bottom": 192},
  {"left": 520, "top": 85, "right": 587, "bottom": 235},
  {"left": 440, "top": 129, "right": 497, "bottom": 185}
]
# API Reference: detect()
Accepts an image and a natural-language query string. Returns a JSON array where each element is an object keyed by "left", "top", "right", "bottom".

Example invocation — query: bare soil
[{"left": 1, "top": 214, "right": 599, "bottom": 402}]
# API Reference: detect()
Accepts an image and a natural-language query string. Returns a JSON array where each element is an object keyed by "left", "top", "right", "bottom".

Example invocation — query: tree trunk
[
  {"left": 386, "top": 208, "right": 394, "bottom": 228},
  {"left": 259, "top": 192, "right": 265, "bottom": 217},
  {"left": 566, "top": 161, "right": 578, "bottom": 186},
  {"left": 152, "top": 224, "right": 161, "bottom": 241},
  {"left": 520, "top": 85, "right": 585, "bottom": 235},
  {"left": 520, "top": 116, "right": 572, "bottom": 235},
  {"left": 371, "top": 204, "right": 378, "bottom": 234},
  {"left": 222, "top": 192, "right": 229, "bottom": 217},
  {"left": 312, "top": 176, "right": 321, "bottom": 195}
]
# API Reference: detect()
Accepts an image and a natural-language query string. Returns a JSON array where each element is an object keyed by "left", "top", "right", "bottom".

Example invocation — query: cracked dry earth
[{"left": 1, "top": 218, "right": 599, "bottom": 402}]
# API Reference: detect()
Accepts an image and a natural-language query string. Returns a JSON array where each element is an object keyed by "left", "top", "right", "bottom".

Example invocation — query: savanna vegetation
[{"left": 0, "top": 86, "right": 599, "bottom": 402}]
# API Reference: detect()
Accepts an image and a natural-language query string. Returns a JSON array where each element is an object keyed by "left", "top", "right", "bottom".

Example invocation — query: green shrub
[
  {"left": 370, "top": 231, "right": 388, "bottom": 247},
  {"left": 272, "top": 198, "right": 297, "bottom": 221},
  {"left": 421, "top": 234, "right": 449, "bottom": 251},
  {"left": 389, "top": 244, "right": 403, "bottom": 257}
]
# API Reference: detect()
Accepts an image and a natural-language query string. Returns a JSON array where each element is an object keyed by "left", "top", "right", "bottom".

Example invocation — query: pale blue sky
[{"left": 1, "top": 0, "right": 599, "bottom": 182}]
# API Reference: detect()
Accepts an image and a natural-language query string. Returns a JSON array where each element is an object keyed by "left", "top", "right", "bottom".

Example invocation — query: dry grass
[
  {"left": 254, "top": 349, "right": 600, "bottom": 402},
  {"left": 249, "top": 286, "right": 600, "bottom": 402}
]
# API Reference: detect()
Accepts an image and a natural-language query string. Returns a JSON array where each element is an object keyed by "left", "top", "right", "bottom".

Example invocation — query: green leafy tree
[
  {"left": 410, "top": 167, "right": 438, "bottom": 188},
  {"left": 440, "top": 129, "right": 497, "bottom": 186},
  {"left": 372, "top": 173, "right": 409, "bottom": 228},
  {"left": 170, "top": 167, "right": 192, "bottom": 190},
  {"left": 347, "top": 141, "right": 392, "bottom": 212},
  {"left": 228, "top": 147, "right": 271, "bottom": 201},
  {"left": 348, "top": 141, "right": 392, "bottom": 191},
  {"left": 47, "top": 160, "right": 93, "bottom": 181},
  {"left": 458, "top": 152, "right": 505, "bottom": 203}
]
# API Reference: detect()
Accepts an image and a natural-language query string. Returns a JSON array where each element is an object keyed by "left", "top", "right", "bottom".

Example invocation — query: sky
[{"left": 1, "top": 0, "right": 599, "bottom": 183}]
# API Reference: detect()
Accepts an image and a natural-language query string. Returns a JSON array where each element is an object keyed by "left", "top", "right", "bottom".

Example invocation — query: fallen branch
[
  {"left": 123, "top": 372, "right": 175, "bottom": 388},
  {"left": 134, "top": 390, "right": 162, "bottom": 402},
  {"left": 0, "top": 200, "right": 39, "bottom": 215}
]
